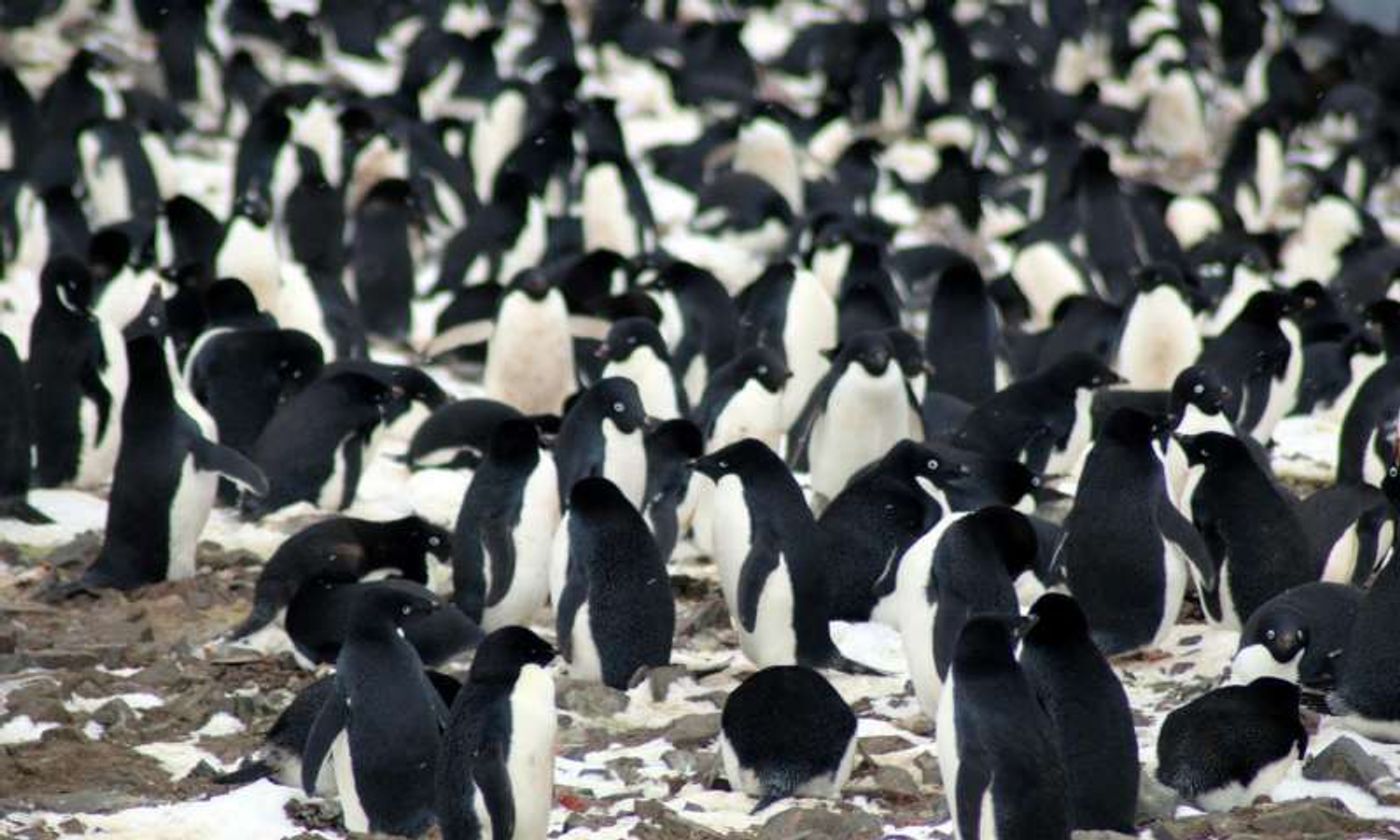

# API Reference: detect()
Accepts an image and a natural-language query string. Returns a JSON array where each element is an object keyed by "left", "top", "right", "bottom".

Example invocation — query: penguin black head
[
  {"left": 121, "top": 289, "right": 168, "bottom": 342},
  {"left": 40, "top": 255, "right": 95, "bottom": 312},
  {"left": 648, "top": 419, "right": 704, "bottom": 462},
  {"left": 730, "top": 347, "right": 791, "bottom": 393},
  {"left": 1240, "top": 608, "right": 1308, "bottom": 668},
  {"left": 1043, "top": 352, "right": 1123, "bottom": 392},
  {"left": 206, "top": 278, "right": 262, "bottom": 323},
  {"left": 232, "top": 189, "right": 273, "bottom": 227},
  {"left": 568, "top": 475, "right": 634, "bottom": 518},
  {"left": 1176, "top": 431, "right": 1246, "bottom": 467},
  {"left": 87, "top": 228, "right": 132, "bottom": 284},
  {"left": 1288, "top": 280, "right": 1330, "bottom": 314},
  {"left": 885, "top": 439, "right": 970, "bottom": 485},
  {"left": 273, "top": 332, "right": 324, "bottom": 388},
  {"left": 362, "top": 177, "right": 419, "bottom": 214},
  {"left": 586, "top": 377, "right": 649, "bottom": 434},
  {"left": 395, "top": 515, "right": 452, "bottom": 561},
  {"left": 468, "top": 626, "right": 556, "bottom": 683},
  {"left": 1364, "top": 299, "right": 1400, "bottom": 334},
  {"left": 597, "top": 317, "right": 668, "bottom": 363},
  {"left": 1240, "top": 290, "right": 1299, "bottom": 322},
  {"left": 488, "top": 418, "right": 542, "bottom": 464},
  {"left": 838, "top": 331, "right": 894, "bottom": 377},
  {"left": 348, "top": 578, "right": 439, "bottom": 631},
  {"left": 1025, "top": 592, "right": 1091, "bottom": 645},
  {"left": 951, "top": 613, "right": 1032, "bottom": 673},
  {"left": 883, "top": 328, "right": 932, "bottom": 380},
  {"left": 509, "top": 268, "right": 556, "bottom": 301},
  {"left": 690, "top": 438, "right": 774, "bottom": 482},
  {"left": 1170, "top": 366, "right": 1230, "bottom": 416},
  {"left": 1101, "top": 407, "right": 1161, "bottom": 445}
]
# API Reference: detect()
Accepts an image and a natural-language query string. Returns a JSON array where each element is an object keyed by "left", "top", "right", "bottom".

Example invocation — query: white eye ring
[
  {"left": 927, "top": 459, "right": 939, "bottom": 471},
  {"left": 718, "top": 460, "right": 728, "bottom": 469},
  {"left": 429, "top": 536, "right": 441, "bottom": 546},
  {"left": 612, "top": 401, "right": 625, "bottom": 413},
  {"left": 1193, "top": 384, "right": 1204, "bottom": 394},
  {"left": 757, "top": 365, "right": 768, "bottom": 375},
  {"left": 1265, "top": 629, "right": 1276, "bottom": 641},
  {"left": 401, "top": 605, "right": 412, "bottom": 616}
]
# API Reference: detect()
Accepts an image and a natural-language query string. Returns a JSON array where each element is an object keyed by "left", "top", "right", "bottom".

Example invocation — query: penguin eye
[
  {"left": 927, "top": 458, "right": 939, "bottom": 471},
  {"left": 1265, "top": 629, "right": 1276, "bottom": 641},
  {"left": 401, "top": 605, "right": 412, "bottom": 616},
  {"left": 1390, "top": 466, "right": 1398, "bottom": 478},
  {"left": 628, "top": 337, "right": 637, "bottom": 345},
  {"left": 757, "top": 365, "right": 768, "bottom": 375},
  {"left": 428, "top": 536, "right": 441, "bottom": 547},
  {"left": 612, "top": 401, "right": 625, "bottom": 413},
  {"left": 1193, "top": 384, "right": 1204, "bottom": 395},
  {"left": 718, "top": 460, "right": 729, "bottom": 469}
]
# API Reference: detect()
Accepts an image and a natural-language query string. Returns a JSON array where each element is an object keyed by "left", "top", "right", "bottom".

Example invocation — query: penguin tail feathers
[
  {"left": 0, "top": 497, "right": 53, "bottom": 524},
  {"left": 750, "top": 791, "right": 787, "bottom": 815},
  {"left": 212, "top": 759, "right": 274, "bottom": 786},
  {"left": 824, "top": 651, "right": 889, "bottom": 677}
]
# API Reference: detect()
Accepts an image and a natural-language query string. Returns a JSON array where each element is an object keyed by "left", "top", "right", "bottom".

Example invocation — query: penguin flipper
[
  {"left": 481, "top": 516, "right": 517, "bottom": 609},
  {"left": 192, "top": 438, "right": 270, "bottom": 496},
  {"left": 736, "top": 545, "right": 779, "bottom": 635},
  {"left": 1157, "top": 499, "right": 1217, "bottom": 592},
  {"left": 301, "top": 683, "right": 348, "bottom": 795},
  {"left": 954, "top": 749, "right": 992, "bottom": 840},
  {"left": 473, "top": 740, "right": 515, "bottom": 840},
  {"left": 423, "top": 319, "right": 496, "bottom": 359}
]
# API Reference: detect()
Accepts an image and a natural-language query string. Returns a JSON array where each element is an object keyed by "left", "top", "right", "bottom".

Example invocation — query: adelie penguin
[
  {"left": 593, "top": 317, "right": 687, "bottom": 420},
  {"left": 436, "top": 627, "right": 558, "bottom": 840},
  {"left": 642, "top": 418, "right": 703, "bottom": 563},
  {"left": 82, "top": 316, "right": 270, "bottom": 590},
  {"left": 0, "top": 334, "right": 49, "bottom": 523},
  {"left": 552, "top": 376, "right": 650, "bottom": 509},
  {"left": 1058, "top": 409, "right": 1215, "bottom": 655},
  {"left": 28, "top": 255, "right": 128, "bottom": 489},
  {"left": 719, "top": 666, "right": 857, "bottom": 813},
  {"left": 895, "top": 506, "right": 1038, "bottom": 717},
  {"left": 734, "top": 261, "right": 837, "bottom": 426},
  {"left": 229, "top": 514, "right": 452, "bottom": 642},
  {"left": 692, "top": 439, "right": 881, "bottom": 674},
  {"left": 555, "top": 477, "right": 674, "bottom": 689},
  {"left": 1231, "top": 582, "right": 1362, "bottom": 689},
  {"left": 791, "top": 330, "right": 916, "bottom": 512},
  {"left": 351, "top": 178, "right": 422, "bottom": 343},
  {"left": 451, "top": 419, "right": 560, "bottom": 632},
  {"left": 285, "top": 578, "right": 482, "bottom": 669},
  {"left": 938, "top": 615, "right": 1071, "bottom": 840},
  {"left": 302, "top": 585, "right": 448, "bottom": 837},
  {"left": 1157, "top": 678, "right": 1307, "bottom": 811},
  {"left": 1115, "top": 263, "right": 1203, "bottom": 390},
  {"left": 1195, "top": 289, "right": 1302, "bottom": 445},
  {"left": 1019, "top": 593, "right": 1138, "bottom": 834}
]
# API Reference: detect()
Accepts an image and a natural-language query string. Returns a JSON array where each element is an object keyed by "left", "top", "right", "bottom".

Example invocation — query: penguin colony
[{"left": 9, "top": 0, "right": 1400, "bottom": 838}]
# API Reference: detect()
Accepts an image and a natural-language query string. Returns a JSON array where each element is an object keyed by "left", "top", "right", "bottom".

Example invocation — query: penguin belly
[
  {"left": 1250, "top": 322, "right": 1302, "bottom": 443},
  {"left": 567, "top": 602, "right": 605, "bottom": 683},
  {"left": 506, "top": 666, "right": 557, "bottom": 840},
  {"left": 1044, "top": 389, "right": 1095, "bottom": 477},
  {"left": 710, "top": 381, "right": 784, "bottom": 451},
  {"left": 1193, "top": 753, "right": 1297, "bottom": 812},
  {"left": 710, "top": 476, "right": 752, "bottom": 615},
  {"left": 1229, "top": 644, "right": 1302, "bottom": 686},
  {"left": 902, "top": 599, "right": 942, "bottom": 717},
  {"left": 601, "top": 424, "right": 647, "bottom": 509},
  {"left": 548, "top": 514, "right": 571, "bottom": 607},
  {"left": 738, "top": 558, "right": 799, "bottom": 668},
  {"left": 331, "top": 731, "right": 370, "bottom": 834},
  {"left": 484, "top": 464, "right": 559, "bottom": 630},
  {"left": 810, "top": 368, "right": 907, "bottom": 503},
  {"left": 484, "top": 295, "right": 573, "bottom": 415},
  {"left": 780, "top": 280, "right": 837, "bottom": 426},
  {"left": 1117, "top": 288, "right": 1200, "bottom": 390},
  {"left": 1154, "top": 539, "right": 1192, "bottom": 648},
  {"left": 936, "top": 672, "right": 963, "bottom": 826},
  {"left": 606, "top": 352, "right": 680, "bottom": 419},
  {"left": 168, "top": 456, "right": 218, "bottom": 580}
]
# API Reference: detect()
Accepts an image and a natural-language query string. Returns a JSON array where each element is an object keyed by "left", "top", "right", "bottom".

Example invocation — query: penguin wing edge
[
  {"left": 192, "top": 438, "right": 270, "bottom": 496},
  {"left": 300, "top": 682, "right": 348, "bottom": 795},
  {"left": 473, "top": 739, "right": 515, "bottom": 840}
]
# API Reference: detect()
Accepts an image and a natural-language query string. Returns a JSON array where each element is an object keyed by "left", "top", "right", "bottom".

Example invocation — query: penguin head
[
  {"left": 1240, "top": 289, "right": 1299, "bottom": 322},
  {"left": 1101, "top": 407, "right": 1162, "bottom": 446},
  {"left": 1170, "top": 366, "right": 1230, "bottom": 416},
  {"left": 389, "top": 366, "right": 449, "bottom": 409},
  {"left": 487, "top": 418, "right": 543, "bottom": 465},
  {"left": 231, "top": 188, "right": 272, "bottom": 227},
  {"left": 40, "top": 255, "right": 95, "bottom": 313},
  {"left": 468, "top": 626, "right": 556, "bottom": 684},
  {"left": 887, "top": 440, "right": 969, "bottom": 485},
  {"left": 597, "top": 317, "right": 668, "bottom": 364},
  {"left": 509, "top": 267, "right": 556, "bottom": 302},
  {"left": 951, "top": 613, "right": 1032, "bottom": 673},
  {"left": 840, "top": 331, "right": 894, "bottom": 377},
  {"left": 205, "top": 278, "right": 262, "bottom": 324},
  {"left": 1241, "top": 610, "right": 1309, "bottom": 669},
  {"left": 1288, "top": 280, "right": 1330, "bottom": 314},
  {"left": 349, "top": 579, "right": 440, "bottom": 631},
  {"left": 1024, "top": 593, "right": 1090, "bottom": 647},
  {"left": 646, "top": 419, "right": 704, "bottom": 475},
  {"left": 568, "top": 475, "right": 634, "bottom": 519},
  {"left": 273, "top": 331, "right": 324, "bottom": 389},
  {"left": 883, "top": 328, "right": 932, "bottom": 383},
  {"left": 1364, "top": 299, "right": 1400, "bottom": 336},
  {"left": 731, "top": 347, "right": 791, "bottom": 393},
  {"left": 1044, "top": 352, "right": 1123, "bottom": 392},
  {"left": 397, "top": 515, "right": 452, "bottom": 561},
  {"left": 87, "top": 228, "right": 132, "bottom": 285},
  {"left": 690, "top": 438, "right": 774, "bottom": 482},
  {"left": 1175, "top": 431, "right": 1242, "bottom": 467},
  {"left": 589, "top": 377, "right": 649, "bottom": 434}
]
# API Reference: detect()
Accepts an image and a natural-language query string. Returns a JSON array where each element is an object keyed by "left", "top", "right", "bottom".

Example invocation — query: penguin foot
[{"left": 35, "top": 577, "right": 101, "bottom": 603}]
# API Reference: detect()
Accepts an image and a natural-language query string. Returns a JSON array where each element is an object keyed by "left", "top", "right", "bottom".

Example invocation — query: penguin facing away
[{"left": 0, "top": 334, "right": 49, "bottom": 523}]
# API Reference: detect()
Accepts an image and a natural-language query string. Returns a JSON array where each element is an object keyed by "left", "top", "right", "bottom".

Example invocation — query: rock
[
  {"left": 1136, "top": 768, "right": 1180, "bottom": 823},
  {"left": 758, "top": 807, "right": 884, "bottom": 839},
  {"left": 606, "top": 756, "right": 646, "bottom": 785},
  {"left": 913, "top": 751, "right": 942, "bottom": 788},
  {"left": 1074, "top": 832, "right": 1137, "bottom": 839},
  {"left": 667, "top": 713, "right": 720, "bottom": 746},
  {"left": 44, "top": 532, "right": 102, "bottom": 569},
  {"left": 858, "top": 735, "right": 914, "bottom": 755},
  {"left": 646, "top": 665, "right": 691, "bottom": 701},
  {"left": 91, "top": 699, "right": 137, "bottom": 731},
  {"left": 850, "top": 764, "right": 921, "bottom": 803},
  {"left": 1248, "top": 798, "right": 1377, "bottom": 834},
  {"left": 25, "top": 649, "right": 99, "bottom": 669},
  {"left": 662, "top": 749, "right": 699, "bottom": 773},
  {"left": 1302, "top": 736, "right": 1387, "bottom": 790},
  {"left": 0, "top": 654, "right": 24, "bottom": 674},
  {"left": 556, "top": 681, "right": 629, "bottom": 717},
  {"left": 1149, "top": 797, "right": 1388, "bottom": 839},
  {"left": 632, "top": 799, "right": 729, "bottom": 840}
]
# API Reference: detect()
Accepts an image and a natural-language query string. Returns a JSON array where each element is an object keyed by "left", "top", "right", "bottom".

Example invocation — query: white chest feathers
[{"left": 485, "top": 291, "right": 574, "bottom": 415}]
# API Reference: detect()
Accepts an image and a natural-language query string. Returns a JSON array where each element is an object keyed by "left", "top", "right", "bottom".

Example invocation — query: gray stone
[
  {"left": 1136, "top": 767, "right": 1181, "bottom": 823},
  {"left": 758, "top": 807, "right": 884, "bottom": 839},
  {"left": 667, "top": 713, "right": 720, "bottom": 746},
  {"left": 556, "top": 680, "right": 629, "bottom": 717},
  {"left": 91, "top": 698, "right": 137, "bottom": 731},
  {"left": 1302, "top": 736, "right": 1388, "bottom": 790}
]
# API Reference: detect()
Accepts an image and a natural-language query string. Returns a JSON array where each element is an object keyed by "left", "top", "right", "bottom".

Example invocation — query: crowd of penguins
[{"left": 10, "top": 0, "right": 1400, "bottom": 837}]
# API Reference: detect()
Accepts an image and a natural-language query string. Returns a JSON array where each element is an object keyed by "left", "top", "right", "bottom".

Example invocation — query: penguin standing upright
[
  {"left": 0, "top": 334, "right": 48, "bottom": 523},
  {"left": 595, "top": 317, "right": 686, "bottom": 420},
  {"left": 1019, "top": 593, "right": 1138, "bottom": 833},
  {"left": 555, "top": 477, "right": 674, "bottom": 689},
  {"left": 642, "top": 418, "right": 703, "bottom": 563},
  {"left": 451, "top": 419, "right": 560, "bottom": 631},
  {"left": 1059, "top": 409, "right": 1215, "bottom": 655},
  {"left": 1195, "top": 290, "right": 1302, "bottom": 444},
  {"left": 735, "top": 262, "right": 837, "bottom": 425},
  {"left": 83, "top": 325, "right": 269, "bottom": 590},
  {"left": 1116, "top": 263, "right": 1203, "bottom": 390},
  {"left": 301, "top": 586, "right": 448, "bottom": 837},
  {"left": 552, "top": 377, "right": 650, "bottom": 509},
  {"left": 937, "top": 615, "right": 1070, "bottom": 840},
  {"left": 1157, "top": 678, "right": 1307, "bottom": 811},
  {"left": 925, "top": 261, "right": 999, "bottom": 406},
  {"left": 719, "top": 666, "right": 857, "bottom": 813},
  {"left": 692, "top": 440, "right": 879, "bottom": 673},
  {"left": 215, "top": 191, "right": 282, "bottom": 312},
  {"left": 436, "top": 627, "right": 558, "bottom": 840},
  {"left": 350, "top": 178, "right": 421, "bottom": 342}
]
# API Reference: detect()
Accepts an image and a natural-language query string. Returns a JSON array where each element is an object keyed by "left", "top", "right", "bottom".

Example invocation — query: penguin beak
[
  {"left": 642, "top": 415, "right": 660, "bottom": 433},
  {"left": 594, "top": 343, "right": 611, "bottom": 360}
]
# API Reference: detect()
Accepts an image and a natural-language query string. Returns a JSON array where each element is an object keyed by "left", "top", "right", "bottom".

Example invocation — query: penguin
[
  {"left": 691, "top": 440, "right": 880, "bottom": 673},
  {"left": 937, "top": 615, "right": 1071, "bottom": 840},
  {"left": 642, "top": 418, "right": 703, "bottom": 563},
  {"left": 1156, "top": 678, "right": 1308, "bottom": 811},
  {"left": 1295, "top": 482, "right": 1393, "bottom": 586},
  {"left": 642, "top": 260, "right": 740, "bottom": 405},
  {"left": 555, "top": 477, "right": 674, "bottom": 689},
  {"left": 427, "top": 269, "right": 577, "bottom": 416},
  {"left": 215, "top": 191, "right": 282, "bottom": 313},
  {"left": 229, "top": 514, "right": 452, "bottom": 641},
  {"left": 693, "top": 346, "right": 790, "bottom": 452},
  {"left": 895, "top": 506, "right": 1039, "bottom": 717},
  {"left": 552, "top": 377, "right": 650, "bottom": 510},
  {"left": 1059, "top": 409, "right": 1216, "bottom": 655},
  {"left": 1115, "top": 263, "right": 1203, "bottom": 390},
  {"left": 1329, "top": 493, "right": 1400, "bottom": 742},
  {"left": 1019, "top": 593, "right": 1138, "bottom": 834},
  {"left": 1179, "top": 432, "right": 1319, "bottom": 630},
  {"left": 350, "top": 178, "right": 421, "bottom": 342},
  {"left": 1195, "top": 290, "right": 1302, "bottom": 444},
  {"left": 954, "top": 351, "right": 1123, "bottom": 477},
  {"left": 28, "top": 255, "right": 128, "bottom": 489},
  {"left": 1337, "top": 359, "right": 1400, "bottom": 486},
  {"left": 301, "top": 584, "right": 448, "bottom": 837},
  {"left": 218, "top": 669, "right": 461, "bottom": 794},
  {"left": 434, "top": 170, "right": 544, "bottom": 291},
  {"left": 791, "top": 331, "right": 914, "bottom": 511},
  {"left": 594, "top": 317, "right": 687, "bottom": 420},
  {"left": 734, "top": 261, "right": 838, "bottom": 426},
  {"left": 82, "top": 329, "right": 269, "bottom": 590},
  {"left": 818, "top": 440, "right": 966, "bottom": 625},
  {"left": 718, "top": 666, "right": 857, "bottom": 813},
  {"left": 1231, "top": 582, "right": 1363, "bottom": 689},
  {"left": 405, "top": 399, "right": 528, "bottom": 471},
  {"left": 925, "top": 260, "right": 999, "bottom": 406},
  {"left": 436, "top": 627, "right": 558, "bottom": 840},
  {"left": 451, "top": 419, "right": 560, "bottom": 632},
  {"left": 285, "top": 578, "right": 482, "bottom": 669},
  {"left": 0, "top": 334, "right": 49, "bottom": 523}
]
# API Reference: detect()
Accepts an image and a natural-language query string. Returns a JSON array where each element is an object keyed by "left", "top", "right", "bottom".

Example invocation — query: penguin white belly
[
  {"left": 276, "top": 263, "right": 336, "bottom": 360},
  {"left": 1251, "top": 322, "right": 1302, "bottom": 443},
  {"left": 1044, "top": 389, "right": 1095, "bottom": 477},
  {"left": 810, "top": 368, "right": 906, "bottom": 502},
  {"left": 1140, "top": 71, "right": 1206, "bottom": 158},
  {"left": 606, "top": 352, "right": 679, "bottom": 419},
  {"left": 780, "top": 276, "right": 837, "bottom": 426},
  {"left": 740, "top": 556, "right": 798, "bottom": 667},
  {"left": 568, "top": 602, "right": 605, "bottom": 683},
  {"left": 1333, "top": 713, "right": 1400, "bottom": 743},
  {"left": 331, "top": 730, "right": 369, "bottom": 833},
  {"left": 1194, "top": 752, "right": 1297, "bottom": 812},
  {"left": 710, "top": 381, "right": 783, "bottom": 451},
  {"left": 1319, "top": 352, "right": 1384, "bottom": 424},
  {"left": 76, "top": 324, "right": 129, "bottom": 488},
  {"left": 1012, "top": 242, "right": 1084, "bottom": 329},
  {"left": 318, "top": 435, "right": 353, "bottom": 510},
  {"left": 710, "top": 476, "right": 751, "bottom": 616},
  {"left": 902, "top": 599, "right": 942, "bottom": 717},
  {"left": 506, "top": 665, "right": 557, "bottom": 840},
  {"left": 1202, "top": 268, "right": 1269, "bottom": 336},
  {"left": 683, "top": 355, "right": 708, "bottom": 409},
  {"left": 95, "top": 269, "right": 161, "bottom": 332},
  {"left": 498, "top": 201, "right": 546, "bottom": 286},
  {"left": 485, "top": 461, "right": 559, "bottom": 630},
  {"left": 601, "top": 424, "right": 647, "bottom": 509},
  {"left": 84, "top": 150, "right": 131, "bottom": 228},
  {"left": 168, "top": 456, "right": 217, "bottom": 581},
  {"left": 1229, "top": 644, "right": 1302, "bottom": 686},
  {"left": 582, "top": 165, "right": 637, "bottom": 257},
  {"left": 484, "top": 294, "right": 573, "bottom": 415},
  {"left": 1117, "top": 288, "right": 1201, "bottom": 390},
  {"left": 1363, "top": 428, "right": 1385, "bottom": 487},
  {"left": 789, "top": 736, "right": 855, "bottom": 799},
  {"left": 1214, "top": 560, "right": 1243, "bottom": 631},
  {"left": 936, "top": 671, "right": 962, "bottom": 826},
  {"left": 718, "top": 732, "right": 762, "bottom": 796},
  {"left": 216, "top": 219, "right": 282, "bottom": 312},
  {"left": 1157, "top": 539, "right": 1191, "bottom": 647},
  {"left": 1320, "top": 526, "right": 1360, "bottom": 584},
  {"left": 549, "top": 513, "right": 572, "bottom": 607}
]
